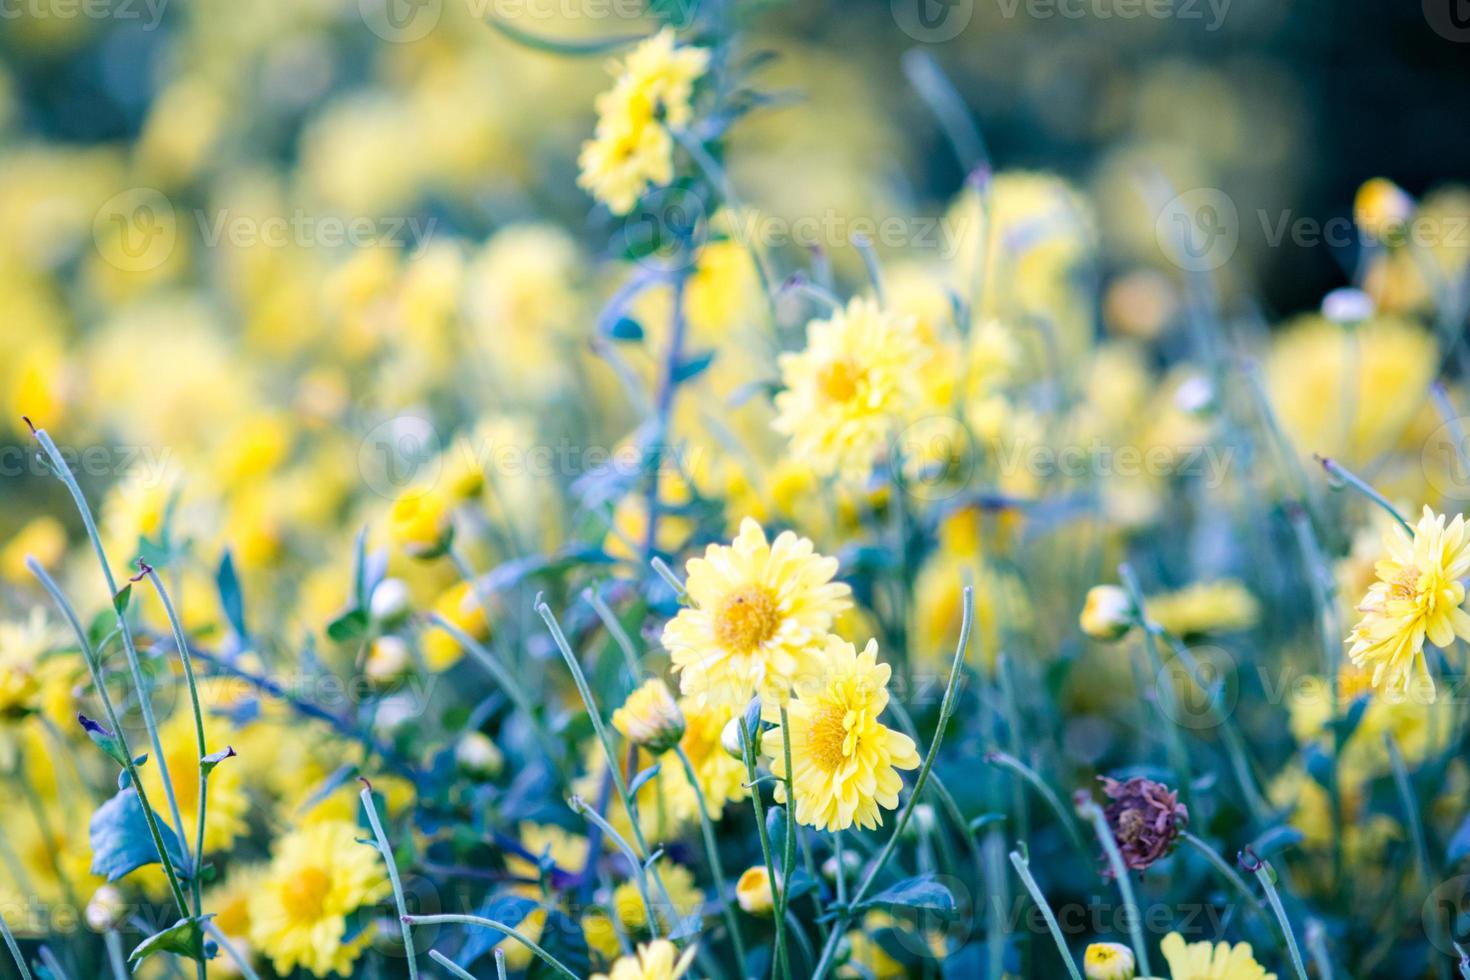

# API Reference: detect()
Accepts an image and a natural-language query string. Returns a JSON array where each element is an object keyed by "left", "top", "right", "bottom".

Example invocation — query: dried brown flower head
[{"left": 1099, "top": 775, "right": 1187, "bottom": 875}]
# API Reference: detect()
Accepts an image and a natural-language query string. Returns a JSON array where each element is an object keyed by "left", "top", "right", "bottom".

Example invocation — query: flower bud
[
  {"left": 389, "top": 490, "right": 451, "bottom": 559},
  {"left": 1080, "top": 585, "right": 1134, "bottom": 641},
  {"left": 821, "top": 849, "right": 862, "bottom": 883},
  {"left": 1084, "top": 942, "right": 1136, "bottom": 980},
  {"left": 365, "top": 636, "right": 412, "bottom": 686},
  {"left": 86, "top": 885, "right": 127, "bottom": 932},
  {"left": 370, "top": 577, "right": 411, "bottom": 621},
  {"left": 721, "top": 699, "right": 763, "bottom": 760},
  {"left": 736, "top": 866, "right": 777, "bottom": 915},
  {"left": 455, "top": 731, "right": 503, "bottom": 778},
  {"left": 611, "top": 679, "right": 685, "bottom": 755},
  {"left": 1353, "top": 177, "right": 1413, "bottom": 244}
]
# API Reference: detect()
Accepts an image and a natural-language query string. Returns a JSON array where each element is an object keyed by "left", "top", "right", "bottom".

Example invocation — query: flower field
[{"left": 2, "top": 2, "right": 1470, "bottom": 978}]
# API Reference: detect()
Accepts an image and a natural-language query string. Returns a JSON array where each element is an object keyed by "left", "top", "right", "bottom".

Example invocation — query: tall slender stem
[
  {"left": 360, "top": 785, "right": 419, "bottom": 980},
  {"left": 740, "top": 718, "right": 790, "bottom": 980},
  {"left": 1078, "top": 800, "right": 1151, "bottom": 978},
  {"left": 674, "top": 745, "right": 749, "bottom": 972},
  {"left": 1008, "top": 849, "right": 1083, "bottom": 980},
  {"left": 403, "top": 915, "right": 577, "bottom": 980}
]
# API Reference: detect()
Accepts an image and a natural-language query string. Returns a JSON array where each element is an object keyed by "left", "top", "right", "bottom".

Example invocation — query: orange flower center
[
  {"left": 281, "top": 866, "right": 332, "bottom": 922},
  {"left": 713, "top": 586, "right": 780, "bottom": 654},
  {"left": 808, "top": 702, "right": 857, "bottom": 772},
  {"left": 817, "top": 359, "right": 861, "bottom": 403}
]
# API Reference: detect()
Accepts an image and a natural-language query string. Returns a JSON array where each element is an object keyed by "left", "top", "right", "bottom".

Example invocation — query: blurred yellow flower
[
  {"left": 592, "top": 939, "right": 697, "bottom": 980},
  {"left": 613, "top": 859, "right": 703, "bottom": 936},
  {"left": 1147, "top": 580, "right": 1259, "bottom": 637},
  {"left": 1354, "top": 177, "right": 1413, "bottom": 242},
  {"left": 389, "top": 488, "right": 451, "bottom": 559},
  {"left": 578, "top": 29, "right": 709, "bottom": 215},
  {"left": 765, "top": 636, "right": 919, "bottom": 832},
  {"left": 421, "top": 581, "right": 488, "bottom": 670},
  {"left": 1348, "top": 506, "right": 1470, "bottom": 696},
  {"left": 662, "top": 517, "right": 849, "bottom": 710},
  {"left": 136, "top": 707, "right": 249, "bottom": 855},
  {"left": 774, "top": 297, "right": 924, "bottom": 482}
]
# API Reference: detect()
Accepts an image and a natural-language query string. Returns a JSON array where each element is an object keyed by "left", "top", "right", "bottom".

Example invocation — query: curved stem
[
  {"left": 1008, "top": 849, "right": 1083, "bottom": 980},
  {"left": 360, "top": 786, "right": 419, "bottom": 980},
  {"left": 674, "top": 745, "right": 749, "bottom": 971},
  {"left": 1078, "top": 800, "right": 1151, "bottom": 978},
  {"left": 403, "top": 915, "right": 577, "bottom": 980}
]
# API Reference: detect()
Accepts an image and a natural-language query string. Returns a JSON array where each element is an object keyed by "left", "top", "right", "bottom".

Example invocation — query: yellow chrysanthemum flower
[
  {"left": 203, "top": 864, "right": 267, "bottom": 978},
  {"left": 0, "top": 609, "right": 60, "bottom": 718},
  {"left": 577, "top": 29, "right": 709, "bottom": 215},
  {"left": 668, "top": 697, "right": 748, "bottom": 820},
  {"left": 1347, "top": 506, "right": 1470, "bottom": 695},
  {"left": 662, "top": 517, "right": 850, "bottom": 710},
  {"left": 248, "top": 821, "right": 389, "bottom": 978},
  {"left": 1158, "top": 931, "right": 1276, "bottom": 980},
  {"left": 388, "top": 487, "right": 450, "bottom": 558},
  {"left": 1146, "top": 580, "right": 1259, "bottom": 637},
  {"left": 593, "top": 939, "right": 697, "bottom": 980},
  {"left": 735, "top": 865, "right": 776, "bottom": 915},
  {"left": 765, "top": 637, "right": 920, "bottom": 832},
  {"left": 612, "top": 859, "right": 703, "bottom": 936},
  {"left": 773, "top": 297, "right": 925, "bottom": 482},
  {"left": 612, "top": 679, "right": 686, "bottom": 754}
]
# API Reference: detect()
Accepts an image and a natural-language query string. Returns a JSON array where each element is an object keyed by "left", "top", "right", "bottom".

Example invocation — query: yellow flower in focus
[
  {"left": 389, "top": 489, "right": 451, "bottom": 559},
  {"left": 1084, "top": 942, "right": 1135, "bottom": 979},
  {"left": 1146, "top": 580, "right": 1258, "bottom": 637},
  {"left": 774, "top": 297, "right": 924, "bottom": 482},
  {"left": 1158, "top": 931, "right": 1275, "bottom": 980},
  {"left": 662, "top": 517, "right": 850, "bottom": 710},
  {"left": 248, "top": 821, "right": 388, "bottom": 978},
  {"left": 578, "top": 29, "right": 709, "bottom": 215},
  {"left": 592, "top": 939, "right": 697, "bottom": 980},
  {"left": 612, "top": 679, "right": 686, "bottom": 754},
  {"left": 1347, "top": 506, "right": 1470, "bottom": 696},
  {"left": 735, "top": 866, "right": 776, "bottom": 915},
  {"left": 765, "top": 637, "right": 920, "bottom": 832},
  {"left": 421, "top": 581, "right": 488, "bottom": 670},
  {"left": 1, "top": 515, "right": 65, "bottom": 585}
]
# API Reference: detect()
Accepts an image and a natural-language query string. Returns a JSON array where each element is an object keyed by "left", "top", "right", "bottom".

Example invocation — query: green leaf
[
  {"left": 129, "top": 915, "right": 213, "bottom": 964},
  {"left": 673, "top": 350, "right": 716, "bottom": 383},
  {"left": 201, "top": 746, "right": 236, "bottom": 776},
  {"left": 859, "top": 874, "right": 958, "bottom": 919},
  {"left": 90, "top": 788, "right": 186, "bottom": 882},
  {"left": 628, "top": 763, "right": 662, "bottom": 797},
  {"left": 1448, "top": 811, "right": 1470, "bottom": 864},
  {"left": 327, "top": 609, "right": 370, "bottom": 643},
  {"left": 78, "top": 714, "right": 129, "bottom": 767},
  {"left": 112, "top": 584, "right": 132, "bottom": 614},
  {"left": 216, "top": 550, "right": 247, "bottom": 638},
  {"left": 605, "top": 316, "right": 645, "bottom": 342}
]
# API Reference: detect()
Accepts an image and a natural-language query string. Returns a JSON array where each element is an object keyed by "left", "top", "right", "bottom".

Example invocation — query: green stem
[
  {"left": 984, "top": 751, "right": 1090, "bottom": 864},
  {"left": 28, "top": 560, "right": 191, "bottom": 919},
  {"left": 1007, "top": 849, "right": 1083, "bottom": 980},
  {"left": 0, "top": 907, "right": 32, "bottom": 980},
  {"left": 1243, "top": 852, "right": 1309, "bottom": 980},
  {"left": 359, "top": 786, "right": 419, "bottom": 980},
  {"left": 30, "top": 426, "right": 191, "bottom": 858},
  {"left": 1078, "top": 800, "right": 1151, "bottom": 978},
  {"left": 1386, "top": 736, "right": 1448, "bottom": 980},
  {"left": 568, "top": 797, "right": 660, "bottom": 937},
  {"left": 1315, "top": 455, "right": 1412, "bottom": 532},
  {"left": 776, "top": 707, "right": 798, "bottom": 926},
  {"left": 201, "top": 921, "right": 258, "bottom": 980},
  {"left": 1118, "top": 563, "right": 1196, "bottom": 818},
  {"left": 740, "top": 718, "right": 791, "bottom": 980},
  {"left": 427, "top": 951, "right": 477, "bottom": 980},
  {"left": 674, "top": 745, "right": 749, "bottom": 970},
  {"left": 810, "top": 586, "right": 973, "bottom": 980},
  {"left": 403, "top": 915, "right": 577, "bottom": 980},
  {"left": 584, "top": 586, "right": 643, "bottom": 679},
  {"left": 103, "top": 931, "right": 130, "bottom": 980}
]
